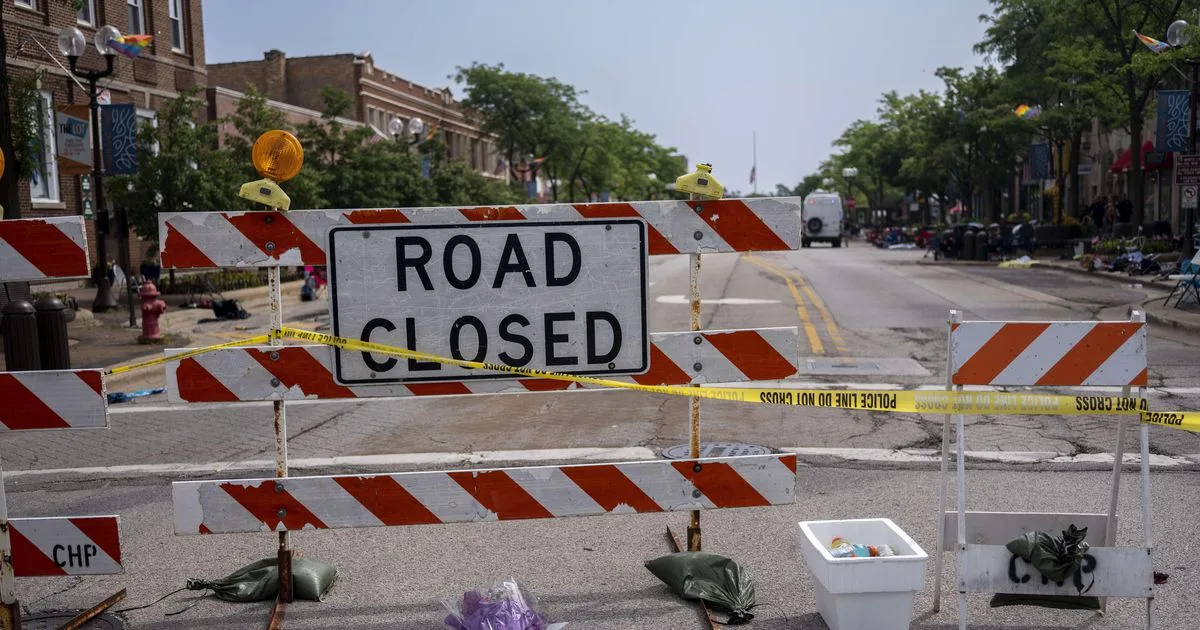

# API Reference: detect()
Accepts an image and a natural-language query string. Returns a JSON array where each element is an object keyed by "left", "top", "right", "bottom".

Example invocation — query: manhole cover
[
  {"left": 22, "top": 613, "right": 122, "bottom": 630},
  {"left": 662, "top": 442, "right": 772, "bottom": 459}
]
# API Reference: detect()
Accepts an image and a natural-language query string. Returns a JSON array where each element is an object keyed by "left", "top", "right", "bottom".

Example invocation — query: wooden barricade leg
[
  {"left": 687, "top": 248, "right": 703, "bottom": 552},
  {"left": 0, "top": 455, "right": 19, "bottom": 630},
  {"left": 267, "top": 257, "right": 293, "bottom": 629}
]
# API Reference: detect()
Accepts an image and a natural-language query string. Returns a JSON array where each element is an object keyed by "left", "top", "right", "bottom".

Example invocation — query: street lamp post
[
  {"left": 1169, "top": 20, "right": 1198, "bottom": 260},
  {"left": 389, "top": 116, "right": 425, "bottom": 147},
  {"left": 58, "top": 26, "right": 120, "bottom": 313}
]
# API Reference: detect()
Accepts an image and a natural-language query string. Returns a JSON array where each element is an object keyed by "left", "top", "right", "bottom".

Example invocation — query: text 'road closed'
[{"left": 327, "top": 220, "right": 649, "bottom": 385}]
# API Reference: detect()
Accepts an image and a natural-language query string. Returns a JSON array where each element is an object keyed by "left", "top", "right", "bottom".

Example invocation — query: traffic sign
[
  {"left": 1175, "top": 154, "right": 1200, "bottom": 185},
  {"left": 1185, "top": 185, "right": 1198, "bottom": 210},
  {"left": 327, "top": 220, "right": 649, "bottom": 385}
]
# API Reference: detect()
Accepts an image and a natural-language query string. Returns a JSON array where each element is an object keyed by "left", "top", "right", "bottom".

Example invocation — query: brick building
[
  {"left": 204, "top": 85, "right": 362, "bottom": 149},
  {"left": 3, "top": 0, "right": 206, "bottom": 268},
  {"left": 208, "top": 50, "right": 506, "bottom": 179}
]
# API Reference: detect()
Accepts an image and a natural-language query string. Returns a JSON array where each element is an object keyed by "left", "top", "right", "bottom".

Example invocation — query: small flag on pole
[
  {"left": 107, "top": 34, "right": 153, "bottom": 58},
  {"left": 749, "top": 165, "right": 756, "bottom": 185},
  {"left": 1134, "top": 30, "right": 1170, "bottom": 54}
]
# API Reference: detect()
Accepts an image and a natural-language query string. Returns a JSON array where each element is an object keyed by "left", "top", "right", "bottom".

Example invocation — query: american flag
[{"left": 749, "top": 165, "right": 756, "bottom": 184}]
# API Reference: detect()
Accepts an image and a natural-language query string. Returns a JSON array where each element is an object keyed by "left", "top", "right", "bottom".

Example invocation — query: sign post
[
  {"left": 1173, "top": 154, "right": 1200, "bottom": 185},
  {"left": 1183, "top": 185, "right": 1197, "bottom": 210},
  {"left": 1174, "top": 155, "right": 1200, "bottom": 260}
]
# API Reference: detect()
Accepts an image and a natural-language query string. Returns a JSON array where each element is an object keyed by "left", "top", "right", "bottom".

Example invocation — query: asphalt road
[
  {"left": 12, "top": 468, "right": 1196, "bottom": 629},
  {"left": 5, "top": 242, "right": 1199, "bottom": 472},
  {"left": 5, "top": 239, "right": 1200, "bottom": 628}
]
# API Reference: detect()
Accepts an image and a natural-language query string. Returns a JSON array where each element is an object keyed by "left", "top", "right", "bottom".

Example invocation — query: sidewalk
[
  {"left": 0, "top": 279, "right": 328, "bottom": 392},
  {"left": 917, "top": 254, "right": 1200, "bottom": 333},
  {"left": 1033, "top": 258, "right": 1200, "bottom": 333}
]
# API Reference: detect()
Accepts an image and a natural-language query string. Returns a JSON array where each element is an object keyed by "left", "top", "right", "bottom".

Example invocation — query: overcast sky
[{"left": 203, "top": 0, "right": 992, "bottom": 194}]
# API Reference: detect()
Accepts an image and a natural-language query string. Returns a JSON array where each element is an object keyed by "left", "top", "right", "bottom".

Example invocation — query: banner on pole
[
  {"left": 55, "top": 105, "right": 91, "bottom": 175},
  {"left": 1156, "top": 89, "right": 1190, "bottom": 153},
  {"left": 1028, "top": 144, "right": 1051, "bottom": 180},
  {"left": 100, "top": 104, "right": 138, "bottom": 175}
]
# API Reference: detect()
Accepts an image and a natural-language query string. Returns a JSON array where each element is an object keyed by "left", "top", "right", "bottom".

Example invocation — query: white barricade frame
[
  {"left": 0, "top": 217, "right": 122, "bottom": 628},
  {"left": 158, "top": 195, "right": 806, "bottom": 627},
  {"left": 932, "top": 310, "right": 1153, "bottom": 629}
]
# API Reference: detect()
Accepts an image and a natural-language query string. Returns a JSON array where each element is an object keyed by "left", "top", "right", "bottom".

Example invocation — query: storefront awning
[{"left": 1110, "top": 140, "right": 1174, "bottom": 173}]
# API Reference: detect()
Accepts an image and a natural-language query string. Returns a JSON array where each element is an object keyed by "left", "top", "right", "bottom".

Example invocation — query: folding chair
[{"left": 1163, "top": 249, "right": 1200, "bottom": 307}]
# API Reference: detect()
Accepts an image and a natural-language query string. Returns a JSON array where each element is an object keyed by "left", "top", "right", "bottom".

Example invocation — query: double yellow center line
[{"left": 744, "top": 254, "right": 848, "bottom": 355}]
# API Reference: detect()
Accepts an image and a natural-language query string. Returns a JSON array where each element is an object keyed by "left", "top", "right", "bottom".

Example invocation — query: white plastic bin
[{"left": 798, "top": 518, "right": 928, "bottom": 630}]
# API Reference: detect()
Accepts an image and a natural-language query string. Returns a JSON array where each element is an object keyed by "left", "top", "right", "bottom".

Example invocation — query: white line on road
[
  {"left": 655, "top": 295, "right": 782, "bottom": 305},
  {"left": 9, "top": 446, "right": 1199, "bottom": 482}
]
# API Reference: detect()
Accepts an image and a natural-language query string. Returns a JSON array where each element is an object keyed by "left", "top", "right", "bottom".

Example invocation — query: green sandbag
[
  {"left": 187, "top": 557, "right": 338, "bottom": 602},
  {"left": 1005, "top": 525, "right": 1089, "bottom": 584},
  {"left": 645, "top": 552, "right": 756, "bottom": 624}
]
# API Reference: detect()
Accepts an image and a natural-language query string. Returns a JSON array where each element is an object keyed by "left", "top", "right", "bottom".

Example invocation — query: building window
[
  {"left": 136, "top": 108, "right": 159, "bottom": 155},
  {"left": 127, "top": 0, "right": 146, "bottom": 35},
  {"left": 168, "top": 0, "right": 186, "bottom": 52},
  {"left": 77, "top": 0, "right": 94, "bottom": 24},
  {"left": 29, "top": 91, "right": 60, "bottom": 203},
  {"left": 14, "top": 0, "right": 37, "bottom": 10}
]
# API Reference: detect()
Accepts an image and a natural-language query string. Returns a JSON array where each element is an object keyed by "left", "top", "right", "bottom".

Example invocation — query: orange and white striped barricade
[
  {"left": 932, "top": 311, "right": 1153, "bottom": 629},
  {"left": 163, "top": 327, "right": 799, "bottom": 402},
  {"left": 174, "top": 455, "right": 798, "bottom": 534},
  {"left": 0, "top": 217, "right": 123, "bottom": 628},
  {"left": 159, "top": 198, "right": 802, "bottom": 625},
  {"left": 0, "top": 216, "right": 91, "bottom": 282}
]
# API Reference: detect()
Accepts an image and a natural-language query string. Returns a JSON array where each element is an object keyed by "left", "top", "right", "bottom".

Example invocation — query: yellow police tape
[
  {"left": 104, "top": 334, "right": 272, "bottom": 376},
  {"left": 94, "top": 326, "right": 1200, "bottom": 431},
  {"left": 271, "top": 327, "right": 1200, "bottom": 429}
]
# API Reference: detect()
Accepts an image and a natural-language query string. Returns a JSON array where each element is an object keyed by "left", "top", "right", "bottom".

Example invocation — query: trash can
[{"left": 798, "top": 518, "right": 928, "bottom": 630}]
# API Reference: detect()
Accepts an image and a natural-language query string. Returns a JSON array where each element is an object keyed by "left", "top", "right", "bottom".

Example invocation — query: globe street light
[
  {"left": 58, "top": 25, "right": 121, "bottom": 314},
  {"left": 389, "top": 116, "right": 425, "bottom": 146},
  {"left": 1168, "top": 19, "right": 1197, "bottom": 259}
]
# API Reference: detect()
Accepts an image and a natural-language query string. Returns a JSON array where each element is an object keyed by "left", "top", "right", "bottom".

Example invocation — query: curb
[
  {"left": 1032, "top": 261, "right": 1173, "bottom": 289},
  {"left": 93, "top": 279, "right": 312, "bottom": 392},
  {"left": 7, "top": 447, "right": 1200, "bottom": 488},
  {"left": 1143, "top": 302, "right": 1200, "bottom": 334}
]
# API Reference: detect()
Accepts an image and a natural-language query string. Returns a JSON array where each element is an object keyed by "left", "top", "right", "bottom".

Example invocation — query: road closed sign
[{"left": 327, "top": 220, "right": 649, "bottom": 385}]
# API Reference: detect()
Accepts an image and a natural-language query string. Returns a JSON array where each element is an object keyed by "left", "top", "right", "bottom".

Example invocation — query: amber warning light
[{"left": 240, "top": 130, "right": 304, "bottom": 210}]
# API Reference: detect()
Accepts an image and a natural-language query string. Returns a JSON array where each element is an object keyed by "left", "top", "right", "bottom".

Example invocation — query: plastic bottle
[
  {"left": 876, "top": 544, "right": 897, "bottom": 557},
  {"left": 829, "top": 537, "right": 856, "bottom": 558},
  {"left": 851, "top": 544, "right": 874, "bottom": 557}
]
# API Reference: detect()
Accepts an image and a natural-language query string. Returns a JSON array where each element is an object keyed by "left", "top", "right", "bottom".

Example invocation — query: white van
[{"left": 802, "top": 191, "right": 844, "bottom": 248}]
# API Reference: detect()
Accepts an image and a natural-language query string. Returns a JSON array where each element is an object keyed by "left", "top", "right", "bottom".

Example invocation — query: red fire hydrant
[{"left": 139, "top": 280, "right": 167, "bottom": 342}]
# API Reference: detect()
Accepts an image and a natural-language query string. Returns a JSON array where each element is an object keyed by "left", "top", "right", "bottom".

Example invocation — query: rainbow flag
[
  {"left": 1134, "top": 30, "right": 1170, "bottom": 53},
  {"left": 107, "top": 34, "right": 153, "bottom": 58},
  {"left": 1015, "top": 104, "right": 1042, "bottom": 119}
]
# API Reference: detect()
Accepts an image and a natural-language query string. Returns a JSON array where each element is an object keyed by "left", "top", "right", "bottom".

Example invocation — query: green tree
[
  {"left": 453, "top": 63, "right": 588, "bottom": 198},
  {"left": 108, "top": 89, "right": 239, "bottom": 243},
  {"left": 980, "top": 0, "right": 1193, "bottom": 225},
  {"left": 789, "top": 173, "right": 827, "bottom": 198},
  {"left": 298, "top": 87, "right": 425, "bottom": 209},
  {"left": 220, "top": 86, "right": 324, "bottom": 210},
  {"left": 453, "top": 63, "right": 684, "bottom": 202}
]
